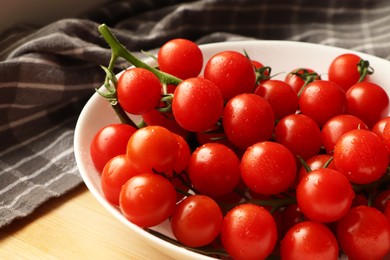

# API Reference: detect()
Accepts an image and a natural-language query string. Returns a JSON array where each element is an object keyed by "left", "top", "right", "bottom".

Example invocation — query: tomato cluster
[{"left": 91, "top": 33, "right": 390, "bottom": 260}]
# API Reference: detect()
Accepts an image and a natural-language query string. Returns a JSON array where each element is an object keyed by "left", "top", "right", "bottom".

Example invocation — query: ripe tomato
[
  {"left": 321, "top": 114, "right": 368, "bottom": 154},
  {"left": 337, "top": 205, "right": 390, "bottom": 260},
  {"left": 158, "top": 38, "right": 203, "bottom": 80},
  {"left": 221, "top": 203, "right": 277, "bottom": 260},
  {"left": 187, "top": 143, "right": 241, "bottom": 197},
  {"left": 328, "top": 53, "right": 368, "bottom": 91},
  {"left": 170, "top": 195, "right": 223, "bottom": 247},
  {"left": 204, "top": 50, "right": 256, "bottom": 100},
  {"left": 346, "top": 81, "right": 390, "bottom": 128},
  {"left": 275, "top": 114, "right": 322, "bottom": 160},
  {"left": 119, "top": 173, "right": 176, "bottom": 228},
  {"left": 299, "top": 80, "right": 346, "bottom": 127},
  {"left": 126, "top": 126, "right": 179, "bottom": 174},
  {"left": 296, "top": 168, "right": 355, "bottom": 223},
  {"left": 101, "top": 154, "right": 141, "bottom": 205},
  {"left": 117, "top": 67, "right": 162, "bottom": 115},
  {"left": 371, "top": 116, "right": 390, "bottom": 139},
  {"left": 240, "top": 141, "right": 297, "bottom": 195},
  {"left": 172, "top": 133, "right": 191, "bottom": 174},
  {"left": 223, "top": 93, "right": 275, "bottom": 149},
  {"left": 284, "top": 68, "right": 319, "bottom": 94},
  {"left": 90, "top": 123, "right": 137, "bottom": 172},
  {"left": 333, "top": 129, "right": 389, "bottom": 184},
  {"left": 172, "top": 77, "right": 224, "bottom": 132},
  {"left": 296, "top": 154, "right": 336, "bottom": 185},
  {"left": 254, "top": 79, "right": 299, "bottom": 120},
  {"left": 280, "top": 221, "right": 339, "bottom": 260}
]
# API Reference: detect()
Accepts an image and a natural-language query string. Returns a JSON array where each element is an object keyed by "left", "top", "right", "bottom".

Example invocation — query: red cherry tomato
[
  {"left": 296, "top": 154, "right": 336, "bottom": 184},
  {"left": 281, "top": 221, "right": 339, "bottom": 260},
  {"left": 321, "top": 114, "right": 368, "bottom": 154},
  {"left": 171, "top": 195, "right": 223, "bottom": 247},
  {"left": 346, "top": 81, "right": 389, "bottom": 128},
  {"left": 126, "top": 126, "right": 179, "bottom": 174},
  {"left": 119, "top": 173, "right": 176, "bottom": 228},
  {"left": 299, "top": 80, "right": 346, "bottom": 127},
  {"left": 158, "top": 38, "right": 203, "bottom": 80},
  {"left": 333, "top": 129, "right": 389, "bottom": 184},
  {"left": 221, "top": 203, "right": 278, "bottom": 260},
  {"left": 254, "top": 79, "right": 299, "bottom": 120},
  {"left": 117, "top": 67, "right": 162, "bottom": 115},
  {"left": 328, "top": 53, "right": 369, "bottom": 92},
  {"left": 90, "top": 123, "right": 137, "bottom": 172},
  {"left": 204, "top": 50, "right": 256, "bottom": 100},
  {"left": 223, "top": 93, "right": 275, "bottom": 149},
  {"left": 101, "top": 154, "right": 141, "bottom": 205},
  {"left": 240, "top": 141, "right": 297, "bottom": 195},
  {"left": 172, "top": 77, "right": 224, "bottom": 132},
  {"left": 284, "top": 67, "right": 319, "bottom": 94},
  {"left": 275, "top": 114, "right": 322, "bottom": 160},
  {"left": 297, "top": 168, "right": 355, "bottom": 223},
  {"left": 187, "top": 143, "right": 241, "bottom": 198},
  {"left": 337, "top": 205, "right": 390, "bottom": 260}
]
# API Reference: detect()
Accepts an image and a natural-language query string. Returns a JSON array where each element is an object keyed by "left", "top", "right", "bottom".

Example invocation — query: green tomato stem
[{"left": 98, "top": 24, "right": 183, "bottom": 85}]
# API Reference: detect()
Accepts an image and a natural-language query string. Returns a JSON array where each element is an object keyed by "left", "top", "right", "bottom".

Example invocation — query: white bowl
[{"left": 74, "top": 40, "right": 390, "bottom": 260}]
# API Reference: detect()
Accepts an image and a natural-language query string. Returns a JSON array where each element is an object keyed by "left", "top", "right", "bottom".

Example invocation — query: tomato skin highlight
[
  {"left": 221, "top": 203, "right": 278, "bottom": 260},
  {"left": 281, "top": 221, "right": 339, "bottom": 260},
  {"left": 119, "top": 173, "right": 176, "bottom": 228}
]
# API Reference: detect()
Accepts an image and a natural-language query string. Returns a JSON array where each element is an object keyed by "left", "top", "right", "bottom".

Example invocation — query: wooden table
[{"left": 0, "top": 184, "right": 174, "bottom": 259}]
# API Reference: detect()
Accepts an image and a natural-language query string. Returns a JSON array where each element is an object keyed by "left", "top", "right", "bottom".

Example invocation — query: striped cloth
[{"left": 1, "top": 0, "right": 390, "bottom": 228}]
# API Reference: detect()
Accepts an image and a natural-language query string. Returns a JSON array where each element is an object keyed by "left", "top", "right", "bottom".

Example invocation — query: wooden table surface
[{"left": 0, "top": 184, "right": 174, "bottom": 260}]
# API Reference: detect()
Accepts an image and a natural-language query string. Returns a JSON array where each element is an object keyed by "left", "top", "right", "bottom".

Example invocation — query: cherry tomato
[
  {"left": 328, "top": 53, "right": 368, "bottom": 92},
  {"left": 299, "top": 80, "right": 346, "bottom": 127},
  {"left": 254, "top": 79, "right": 299, "bottom": 120},
  {"left": 223, "top": 93, "right": 275, "bottom": 149},
  {"left": 371, "top": 116, "right": 390, "bottom": 139},
  {"left": 333, "top": 129, "right": 389, "bottom": 184},
  {"left": 281, "top": 204, "right": 305, "bottom": 236},
  {"left": 296, "top": 168, "right": 355, "bottom": 223},
  {"left": 240, "top": 141, "right": 297, "bottom": 195},
  {"left": 204, "top": 50, "right": 256, "bottom": 100},
  {"left": 187, "top": 143, "right": 241, "bottom": 197},
  {"left": 126, "top": 126, "right": 179, "bottom": 174},
  {"left": 101, "top": 154, "right": 141, "bottom": 205},
  {"left": 172, "top": 77, "right": 223, "bottom": 132},
  {"left": 220, "top": 203, "right": 277, "bottom": 260},
  {"left": 275, "top": 114, "right": 322, "bottom": 160},
  {"left": 321, "top": 114, "right": 368, "bottom": 154},
  {"left": 337, "top": 205, "right": 390, "bottom": 260},
  {"left": 296, "top": 154, "right": 336, "bottom": 184},
  {"left": 90, "top": 123, "right": 137, "bottom": 172},
  {"left": 284, "top": 68, "right": 319, "bottom": 94},
  {"left": 117, "top": 67, "right": 162, "bottom": 115},
  {"left": 346, "top": 81, "right": 389, "bottom": 128},
  {"left": 280, "top": 221, "right": 339, "bottom": 260},
  {"left": 373, "top": 190, "right": 390, "bottom": 212},
  {"left": 158, "top": 38, "right": 203, "bottom": 80},
  {"left": 171, "top": 195, "right": 223, "bottom": 247},
  {"left": 119, "top": 173, "right": 176, "bottom": 227}
]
